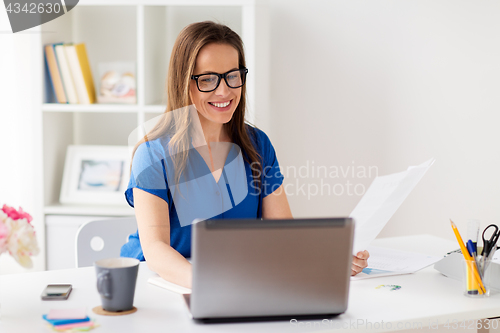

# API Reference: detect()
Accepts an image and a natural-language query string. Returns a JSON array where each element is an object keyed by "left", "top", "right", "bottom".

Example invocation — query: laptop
[{"left": 183, "top": 217, "right": 354, "bottom": 322}]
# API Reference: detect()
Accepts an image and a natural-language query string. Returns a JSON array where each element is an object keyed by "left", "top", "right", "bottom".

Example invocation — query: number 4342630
[{"left": 5, "top": 2, "right": 62, "bottom": 14}]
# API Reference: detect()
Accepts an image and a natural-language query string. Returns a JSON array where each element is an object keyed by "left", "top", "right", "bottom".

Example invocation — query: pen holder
[{"left": 461, "top": 256, "right": 493, "bottom": 297}]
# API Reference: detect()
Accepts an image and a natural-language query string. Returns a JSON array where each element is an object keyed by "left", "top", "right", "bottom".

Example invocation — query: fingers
[
  {"left": 351, "top": 250, "right": 370, "bottom": 276},
  {"left": 351, "top": 261, "right": 365, "bottom": 276},
  {"left": 356, "top": 250, "right": 370, "bottom": 260}
]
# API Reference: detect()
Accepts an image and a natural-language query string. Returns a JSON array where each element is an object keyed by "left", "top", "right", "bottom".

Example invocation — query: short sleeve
[
  {"left": 253, "top": 128, "right": 284, "bottom": 197},
  {"left": 124, "top": 139, "right": 172, "bottom": 207}
]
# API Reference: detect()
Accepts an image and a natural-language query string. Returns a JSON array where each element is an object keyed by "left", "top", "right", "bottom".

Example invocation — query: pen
[
  {"left": 468, "top": 220, "right": 480, "bottom": 254},
  {"left": 467, "top": 239, "right": 478, "bottom": 266},
  {"left": 467, "top": 240, "right": 475, "bottom": 257},
  {"left": 450, "top": 220, "right": 485, "bottom": 294}
]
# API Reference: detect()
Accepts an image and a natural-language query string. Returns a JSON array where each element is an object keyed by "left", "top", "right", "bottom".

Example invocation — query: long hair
[{"left": 131, "top": 21, "right": 261, "bottom": 190}]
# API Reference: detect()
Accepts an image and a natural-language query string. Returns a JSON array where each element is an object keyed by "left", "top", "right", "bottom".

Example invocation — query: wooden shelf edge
[{"left": 44, "top": 203, "right": 135, "bottom": 216}]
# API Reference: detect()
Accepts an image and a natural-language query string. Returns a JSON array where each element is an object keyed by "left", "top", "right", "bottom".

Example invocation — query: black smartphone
[{"left": 41, "top": 284, "right": 72, "bottom": 300}]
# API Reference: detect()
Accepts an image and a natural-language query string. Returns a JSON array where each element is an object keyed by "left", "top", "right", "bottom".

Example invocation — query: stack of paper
[{"left": 42, "top": 308, "right": 98, "bottom": 332}]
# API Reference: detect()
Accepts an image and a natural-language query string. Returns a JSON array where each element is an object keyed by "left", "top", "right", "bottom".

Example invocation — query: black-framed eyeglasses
[{"left": 191, "top": 68, "right": 248, "bottom": 92}]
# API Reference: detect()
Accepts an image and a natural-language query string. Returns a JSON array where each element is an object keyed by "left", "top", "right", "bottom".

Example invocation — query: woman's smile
[{"left": 208, "top": 99, "right": 232, "bottom": 111}]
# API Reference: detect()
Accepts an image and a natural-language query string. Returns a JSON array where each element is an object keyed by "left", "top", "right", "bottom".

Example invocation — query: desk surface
[{"left": 1, "top": 234, "right": 499, "bottom": 333}]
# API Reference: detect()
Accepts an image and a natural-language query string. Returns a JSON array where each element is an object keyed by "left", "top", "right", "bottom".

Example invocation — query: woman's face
[{"left": 189, "top": 42, "right": 241, "bottom": 127}]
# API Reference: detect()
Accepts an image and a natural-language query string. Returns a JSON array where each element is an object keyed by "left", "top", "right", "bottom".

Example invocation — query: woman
[{"left": 121, "top": 21, "right": 369, "bottom": 288}]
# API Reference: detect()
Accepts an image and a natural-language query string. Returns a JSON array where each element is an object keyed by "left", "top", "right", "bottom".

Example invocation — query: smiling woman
[
  {"left": 118, "top": 21, "right": 292, "bottom": 288},
  {"left": 119, "top": 21, "right": 367, "bottom": 288}
]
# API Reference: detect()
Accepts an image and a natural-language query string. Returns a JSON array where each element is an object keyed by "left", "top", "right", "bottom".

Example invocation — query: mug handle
[{"left": 97, "top": 270, "right": 111, "bottom": 299}]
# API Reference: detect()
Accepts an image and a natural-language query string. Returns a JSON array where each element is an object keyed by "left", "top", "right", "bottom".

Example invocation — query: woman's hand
[
  {"left": 351, "top": 250, "right": 369, "bottom": 276},
  {"left": 133, "top": 188, "right": 192, "bottom": 288}
]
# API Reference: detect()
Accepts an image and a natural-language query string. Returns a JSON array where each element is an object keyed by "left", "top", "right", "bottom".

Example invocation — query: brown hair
[{"left": 131, "top": 21, "right": 261, "bottom": 190}]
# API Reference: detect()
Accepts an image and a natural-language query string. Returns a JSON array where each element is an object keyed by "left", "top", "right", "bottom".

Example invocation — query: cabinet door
[{"left": 46, "top": 215, "right": 127, "bottom": 270}]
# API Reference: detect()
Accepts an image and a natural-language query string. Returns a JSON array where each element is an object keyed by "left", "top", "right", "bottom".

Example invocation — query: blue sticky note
[{"left": 42, "top": 314, "right": 90, "bottom": 326}]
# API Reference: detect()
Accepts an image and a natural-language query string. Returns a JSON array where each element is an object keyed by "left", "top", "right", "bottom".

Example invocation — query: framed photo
[{"left": 60, "top": 145, "right": 131, "bottom": 205}]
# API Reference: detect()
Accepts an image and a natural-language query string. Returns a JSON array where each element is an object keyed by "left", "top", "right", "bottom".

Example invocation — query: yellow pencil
[{"left": 450, "top": 219, "right": 485, "bottom": 294}]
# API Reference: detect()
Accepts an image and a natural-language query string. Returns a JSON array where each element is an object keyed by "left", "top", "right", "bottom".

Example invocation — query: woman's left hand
[{"left": 351, "top": 250, "right": 370, "bottom": 276}]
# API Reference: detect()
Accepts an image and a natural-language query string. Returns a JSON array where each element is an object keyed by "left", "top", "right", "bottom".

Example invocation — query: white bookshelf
[{"left": 37, "top": 0, "right": 269, "bottom": 270}]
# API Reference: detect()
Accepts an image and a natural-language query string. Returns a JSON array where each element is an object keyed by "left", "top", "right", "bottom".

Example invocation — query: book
[
  {"left": 147, "top": 276, "right": 192, "bottom": 294},
  {"left": 43, "top": 53, "right": 55, "bottom": 103},
  {"left": 54, "top": 44, "right": 79, "bottom": 104},
  {"left": 52, "top": 43, "right": 69, "bottom": 102},
  {"left": 44, "top": 44, "right": 67, "bottom": 103},
  {"left": 65, "top": 43, "right": 96, "bottom": 104}
]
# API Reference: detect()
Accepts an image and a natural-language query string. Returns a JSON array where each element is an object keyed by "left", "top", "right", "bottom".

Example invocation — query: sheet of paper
[
  {"left": 148, "top": 276, "right": 192, "bottom": 294},
  {"left": 350, "top": 158, "right": 435, "bottom": 254},
  {"left": 351, "top": 245, "right": 442, "bottom": 280}
]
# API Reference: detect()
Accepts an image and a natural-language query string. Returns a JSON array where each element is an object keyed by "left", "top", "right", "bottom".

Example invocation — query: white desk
[{"left": 1, "top": 235, "right": 499, "bottom": 333}]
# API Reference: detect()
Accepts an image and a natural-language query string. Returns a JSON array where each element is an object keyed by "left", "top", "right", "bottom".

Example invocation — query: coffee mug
[{"left": 95, "top": 258, "right": 140, "bottom": 312}]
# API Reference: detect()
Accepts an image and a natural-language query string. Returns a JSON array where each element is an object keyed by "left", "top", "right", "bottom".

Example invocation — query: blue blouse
[{"left": 120, "top": 125, "right": 284, "bottom": 260}]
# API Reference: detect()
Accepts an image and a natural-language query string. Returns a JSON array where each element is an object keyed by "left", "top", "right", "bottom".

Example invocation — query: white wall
[
  {"left": 268, "top": 0, "right": 500, "bottom": 242},
  {"left": 0, "top": 8, "right": 45, "bottom": 274}
]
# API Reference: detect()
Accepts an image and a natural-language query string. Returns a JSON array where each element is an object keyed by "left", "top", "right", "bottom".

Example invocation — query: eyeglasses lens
[
  {"left": 198, "top": 75, "right": 219, "bottom": 91},
  {"left": 226, "top": 70, "right": 243, "bottom": 88}
]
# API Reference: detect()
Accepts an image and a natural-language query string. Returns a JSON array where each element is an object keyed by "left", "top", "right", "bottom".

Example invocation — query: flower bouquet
[{"left": 0, "top": 205, "right": 39, "bottom": 268}]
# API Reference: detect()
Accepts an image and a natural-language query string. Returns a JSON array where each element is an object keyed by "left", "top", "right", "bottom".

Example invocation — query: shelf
[
  {"left": 42, "top": 103, "right": 141, "bottom": 113},
  {"left": 144, "top": 105, "right": 166, "bottom": 113},
  {"left": 44, "top": 203, "right": 135, "bottom": 216}
]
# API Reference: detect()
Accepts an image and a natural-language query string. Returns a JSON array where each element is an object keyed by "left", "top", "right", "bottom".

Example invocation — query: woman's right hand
[{"left": 133, "top": 188, "right": 192, "bottom": 288}]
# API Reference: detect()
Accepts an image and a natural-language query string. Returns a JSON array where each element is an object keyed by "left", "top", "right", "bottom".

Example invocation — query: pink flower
[
  {"left": 0, "top": 205, "right": 38, "bottom": 268},
  {"left": 1, "top": 205, "right": 33, "bottom": 223},
  {"left": 0, "top": 220, "right": 8, "bottom": 254},
  {"left": 6, "top": 218, "right": 39, "bottom": 268}
]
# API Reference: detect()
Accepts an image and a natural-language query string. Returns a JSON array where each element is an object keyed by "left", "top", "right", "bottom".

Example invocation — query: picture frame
[{"left": 60, "top": 145, "right": 131, "bottom": 205}]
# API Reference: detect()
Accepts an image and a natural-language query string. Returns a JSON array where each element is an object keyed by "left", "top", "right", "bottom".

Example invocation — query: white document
[
  {"left": 148, "top": 276, "right": 192, "bottom": 294},
  {"left": 351, "top": 246, "right": 442, "bottom": 280},
  {"left": 350, "top": 158, "right": 435, "bottom": 254}
]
